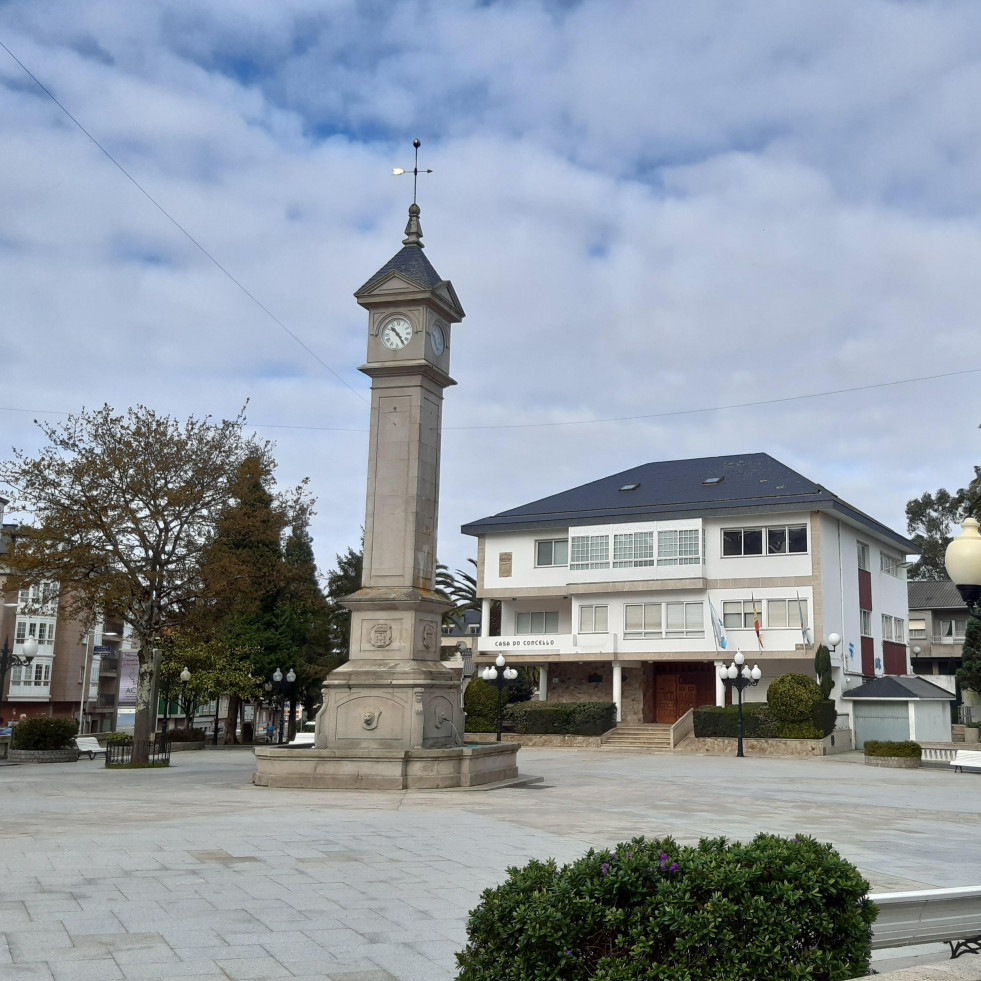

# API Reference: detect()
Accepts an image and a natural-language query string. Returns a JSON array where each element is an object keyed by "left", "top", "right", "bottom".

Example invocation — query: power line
[{"left": 0, "top": 38, "right": 368, "bottom": 407}]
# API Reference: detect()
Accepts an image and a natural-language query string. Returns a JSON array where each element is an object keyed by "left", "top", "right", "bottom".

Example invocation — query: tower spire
[{"left": 402, "top": 202, "right": 423, "bottom": 248}]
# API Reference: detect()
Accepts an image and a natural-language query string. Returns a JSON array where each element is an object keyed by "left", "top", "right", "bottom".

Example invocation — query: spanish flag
[{"left": 752, "top": 594, "right": 763, "bottom": 649}]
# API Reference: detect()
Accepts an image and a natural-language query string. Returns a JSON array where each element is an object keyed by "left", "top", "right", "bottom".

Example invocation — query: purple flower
[
  {"left": 601, "top": 863, "right": 609, "bottom": 876},
  {"left": 669, "top": 863, "right": 678, "bottom": 873}
]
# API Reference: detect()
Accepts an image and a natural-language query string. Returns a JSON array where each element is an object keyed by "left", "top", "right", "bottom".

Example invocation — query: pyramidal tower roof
[{"left": 356, "top": 203, "right": 446, "bottom": 294}]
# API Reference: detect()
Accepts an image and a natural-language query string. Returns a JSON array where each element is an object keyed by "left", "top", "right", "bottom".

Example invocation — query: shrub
[
  {"left": 815, "top": 644, "right": 834, "bottom": 698},
  {"left": 812, "top": 699, "right": 838, "bottom": 738},
  {"left": 105, "top": 731, "right": 133, "bottom": 744},
  {"left": 456, "top": 833, "right": 877, "bottom": 980},
  {"left": 505, "top": 701, "right": 616, "bottom": 736},
  {"left": 864, "top": 740, "right": 922, "bottom": 759},
  {"left": 464, "top": 678, "right": 501, "bottom": 733},
  {"left": 692, "top": 703, "right": 777, "bottom": 738},
  {"left": 11, "top": 717, "right": 78, "bottom": 751},
  {"left": 166, "top": 727, "right": 206, "bottom": 742},
  {"left": 768, "top": 673, "right": 824, "bottom": 723}
]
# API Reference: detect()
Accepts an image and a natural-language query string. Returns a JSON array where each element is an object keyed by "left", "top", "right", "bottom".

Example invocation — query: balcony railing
[
  {"left": 932, "top": 635, "right": 965, "bottom": 644},
  {"left": 97, "top": 693, "right": 116, "bottom": 707}
]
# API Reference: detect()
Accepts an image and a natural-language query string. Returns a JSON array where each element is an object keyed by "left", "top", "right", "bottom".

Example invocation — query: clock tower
[{"left": 315, "top": 202, "right": 468, "bottom": 751}]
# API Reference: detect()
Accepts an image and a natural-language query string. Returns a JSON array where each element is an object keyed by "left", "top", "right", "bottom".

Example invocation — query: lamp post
[
  {"left": 480, "top": 653, "right": 517, "bottom": 742},
  {"left": 0, "top": 635, "right": 38, "bottom": 727},
  {"left": 161, "top": 666, "right": 190, "bottom": 745},
  {"left": 717, "top": 651, "right": 762, "bottom": 758},
  {"left": 267, "top": 668, "right": 297, "bottom": 744},
  {"left": 945, "top": 517, "right": 981, "bottom": 615}
]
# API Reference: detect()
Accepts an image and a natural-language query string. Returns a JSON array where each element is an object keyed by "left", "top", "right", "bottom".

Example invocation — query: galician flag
[
  {"left": 707, "top": 597, "right": 727, "bottom": 650},
  {"left": 796, "top": 592, "right": 813, "bottom": 647},
  {"left": 752, "top": 594, "right": 763, "bottom": 649}
]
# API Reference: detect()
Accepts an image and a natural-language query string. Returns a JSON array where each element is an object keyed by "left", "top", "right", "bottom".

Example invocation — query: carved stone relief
[{"left": 499, "top": 552, "right": 512, "bottom": 577}]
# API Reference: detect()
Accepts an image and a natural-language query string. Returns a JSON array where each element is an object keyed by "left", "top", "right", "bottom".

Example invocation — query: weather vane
[{"left": 393, "top": 138, "right": 433, "bottom": 205}]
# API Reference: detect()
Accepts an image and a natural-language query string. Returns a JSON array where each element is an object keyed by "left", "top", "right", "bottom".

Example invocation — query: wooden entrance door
[
  {"left": 651, "top": 663, "right": 716, "bottom": 724},
  {"left": 655, "top": 675, "right": 678, "bottom": 724}
]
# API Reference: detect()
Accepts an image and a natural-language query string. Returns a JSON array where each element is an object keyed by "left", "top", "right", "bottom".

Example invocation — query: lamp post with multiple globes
[
  {"left": 717, "top": 651, "right": 762, "bottom": 758},
  {"left": 945, "top": 517, "right": 981, "bottom": 615},
  {"left": 481, "top": 654, "right": 518, "bottom": 742},
  {"left": 0, "top": 635, "right": 38, "bottom": 728}
]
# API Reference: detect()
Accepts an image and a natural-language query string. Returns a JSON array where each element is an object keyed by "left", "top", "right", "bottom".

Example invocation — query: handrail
[{"left": 669, "top": 708, "right": 694, "bottom": 749}]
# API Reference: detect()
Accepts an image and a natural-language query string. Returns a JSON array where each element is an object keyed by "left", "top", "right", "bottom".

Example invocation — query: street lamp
[
  {"left": 827, "top": 633, "right": 842, "bottom": 654},
  {"left": 717, "top": 651, "right": 762, "bottom": 758},
  {"left": 0, "top": 635, "right": 38, "bottom": 727},
  {"left": 945, "top": 517, "right": 981, "bottom": 614},
  {"left": 480, "top": 653, "right": 517, "bottom": 742},
  {"left": 267, "top": 668, "right": 297, "bottom": 744},
  {"left": 160, "top": 665, "right": 191, "bottom": 745}
]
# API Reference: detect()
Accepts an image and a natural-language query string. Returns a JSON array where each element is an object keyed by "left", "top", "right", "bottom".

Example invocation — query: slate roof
[
  {"left": 357, "top": 243, "right": 446, "bottom": 294},
  {"left": 462, "top": 452, "right": 915, "bottom": 550},
  {"left": 841, "top": 675, "right": 955, "bottom": 700},
  {"left": 908, "top": 579, "right": 964, "bottom": 611}
]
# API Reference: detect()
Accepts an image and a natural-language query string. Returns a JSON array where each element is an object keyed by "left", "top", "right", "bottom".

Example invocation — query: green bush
[
  {"left": 166, "top": 727, "right": 206, "bottom": 742},
  {"left": 811, "top": 699, "right": 838, "bottom": 738},
  {"left": 864, "top": 740, "right": 922, "bottom": 759},
  {"left": 105, "top": 731, "right": 133, "bottom": 744},
  {"left": 768, "top": 673, "right": 824, "bottom": 723},
  {"left": 11, "top": 717, "right": 78, "bottom": 750},
  {"left": 456, "top": 833, "right": 877, "bottom": 980},
  {"left": 692, "top": 703, "right": 777, "bottom": 738},
  {"left": 505, "top": 701, "right": 616, "bottom": 736},
  {"left": 464, "top": 678, "right": 502, "bottom": 732}
]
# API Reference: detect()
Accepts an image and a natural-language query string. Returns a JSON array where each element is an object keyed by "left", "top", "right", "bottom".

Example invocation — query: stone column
[
  {"left": 612, "top": 662, "right": 622, "bottom": 722},
  {"left": 715, "top": 662, "right": 725, "bottom": 706},
  {"left": 538, "top": 665, "right": 548, "bottom": 701}
]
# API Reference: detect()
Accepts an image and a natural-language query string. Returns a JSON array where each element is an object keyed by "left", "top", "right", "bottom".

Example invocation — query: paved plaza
[{"left": 1, "top": 747, "right": 980, "bottom": 980}]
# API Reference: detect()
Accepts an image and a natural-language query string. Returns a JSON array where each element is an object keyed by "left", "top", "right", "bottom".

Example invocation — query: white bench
[
  {"left": 286, "top": 732, "right": 316, "bottom": 747},
  {"left": 75, "top": 736, "right": 106, "bottom": 760},
  {"left": 870, "top": 885, "right": 981, "bottom": 958},
  {"left": 950, "top": 749, "right": 981, "bottom": 773}
]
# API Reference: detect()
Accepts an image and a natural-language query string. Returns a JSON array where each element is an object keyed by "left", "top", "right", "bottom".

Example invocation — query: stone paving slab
[{"left": 1, "top": 748, "right": 979, "bottom": 979}]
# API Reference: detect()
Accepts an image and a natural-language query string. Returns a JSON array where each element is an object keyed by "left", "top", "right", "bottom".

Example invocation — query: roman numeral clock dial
[{"left": 381, "top": 316, "right": 412, "bottom": 350}]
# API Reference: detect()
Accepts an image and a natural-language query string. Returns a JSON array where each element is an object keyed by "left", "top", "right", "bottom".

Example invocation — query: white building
[{"left": 462, "top": 453, "right": 914, "bottom": 726}]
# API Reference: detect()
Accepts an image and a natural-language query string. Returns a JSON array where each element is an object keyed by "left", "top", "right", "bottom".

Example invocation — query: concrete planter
[
  {"left": 167, "top": 740, "right": 206, "bottom": 752},
  {"left": 8, "top": 747, "right": 79, "bottom": 764},
  {"left": 679, "top": 731, "right": 851, "bottom": 757},
  {"left": 864, "top": 755, "right": 922, "bottom": 769},
  {"left": 964, "top": 726, "right": 980, "bottom": 745}
]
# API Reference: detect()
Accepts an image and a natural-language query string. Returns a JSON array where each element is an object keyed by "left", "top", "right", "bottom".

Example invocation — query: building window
[
  {"left": 857, "top": 542, "right": 870, "bottom": 571},
  {"left": 939, "top": 619, "right": 967, "bottom": 640},
  {"left": 579, "top": 605, "right": 609, "bottom": 633},
  {"left": 880, "top": 553, "right": 903, "bottom": 577},
  {"left": 515, "top": 611, "right": 560, "bottom": 635},
  {"left": 908, "top": 619, "right": 926, "bottom": 639},
  {"left": 657, "top": 529, "right": 700, "bottom": 566},
  {"left": 624, "top": 603, "right": 662, "bottom": 637},
  {"left": 570, "top": 535, "right": 610, "bottom": 571},
  {"left": 882, "top": 615, "right": 905, "bottom": 643},
  {"left": 15, "top": 621, "right": 26, "bottom": 644},
  {"left": 536, "top": 539, "right": 569, "bottom": 567},
  {"left": 665, "top": 602, "right": 704, "bottom": 637},
  {"left": 723, "top": 525, "right": 807, "bottom": 557},
  {"left": 722, "top": 601, "right": 757, "bottom": 629},
  {"left": 613, "top": 532, "right": 655, "bottom": 568},
  {"left": 767, "top": 599, "right": 808, "bottom": 629},
  {"left": 860, "top": 610, "right": 873, "bottom": 637},
  {"left": 467, "top": 624, "right": 480, "bottom": 635}
]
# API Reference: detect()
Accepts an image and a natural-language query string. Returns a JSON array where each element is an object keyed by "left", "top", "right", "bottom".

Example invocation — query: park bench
[
  {"left": 870, "top": 885, "right": 981, "bottom": 958},
  {"left": 950, "top": 749, "right": 981, "bottom": 774},
  {"left": 286, "top": 731, "right": 316, "bottom": 747},
  {"left": 75, "top": 736, "right": 106, "bottom": 760}
]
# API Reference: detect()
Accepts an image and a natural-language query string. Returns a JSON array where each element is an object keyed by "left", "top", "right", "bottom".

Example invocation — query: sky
[{"left": 1, "top": 0, "right": 980, "bottom": 583}]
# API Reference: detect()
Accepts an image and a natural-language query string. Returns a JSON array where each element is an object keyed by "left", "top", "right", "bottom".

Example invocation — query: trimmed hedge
[
  {"left": 464, "top": 678, "right": 503, "bottom": 733},
  {"left": 456, "top": 833, "right": 877, "bottom": 980},
  {"left": 864, "top": 740, "right": 922, "bottom": 759},
  {"left": 166, "top": 727, "right": 206, "bottom": 742},
  {"left": 768, "top": 674, "right": 824, "bottom": 722},
  {"left": 11, "top": 717, "right": 78, "bottom": 751},
  {"left": 505, "top": 700, "right": 616, "bottom": 736},
  {"left": 693, "top": 703, "right": 777, "bottom": 738}
]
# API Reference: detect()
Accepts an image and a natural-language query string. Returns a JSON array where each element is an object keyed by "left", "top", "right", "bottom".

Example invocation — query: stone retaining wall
[
  {"left": 865, "top": 755, "right": 922, "bottom": 768},
  {"left": 465, "top": 732, "right": 604, "bottom": 748},
  {"left": 8, "top": 747, "right": 79, "bottom": 763},
  {"left": 677, "top": 730, "right": 852, "bottom": 757}
]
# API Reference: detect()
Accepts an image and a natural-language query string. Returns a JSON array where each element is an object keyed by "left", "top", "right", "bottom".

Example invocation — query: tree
[
  {"left": 323, "top": 545, "right": 363, "bottom": 663},
  {"left": 814, "top": 644, "right": 834, "bottom": 699},
  {"left": 0, "top": 404, "right": 270, "bottom": 762},
  {"left": 906, "top": 468, "right": 981, "bottom": 580},
  {"left": 956, "top": 613, "right": 981, "bottom": 696}
]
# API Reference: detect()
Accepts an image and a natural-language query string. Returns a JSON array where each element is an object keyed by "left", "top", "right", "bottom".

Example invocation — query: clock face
[
  {"left": 430, "top": 323, "right": 445, "bottom": 356},
  {"left": 381, "top": 317, "right": 412, "bottom": 350}
]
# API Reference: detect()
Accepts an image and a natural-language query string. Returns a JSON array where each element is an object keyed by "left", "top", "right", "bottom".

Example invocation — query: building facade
[
  {"left": 1, "top": 520, "right": 122, "bottom": 730},
  {"left": 462, "top": 454, "right": 914, "bottom": 725}
]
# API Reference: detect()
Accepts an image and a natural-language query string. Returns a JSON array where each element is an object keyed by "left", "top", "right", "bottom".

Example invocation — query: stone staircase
[{"left": 600, "top": 723, "right": 674, "bottom": 752}]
